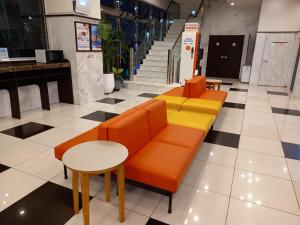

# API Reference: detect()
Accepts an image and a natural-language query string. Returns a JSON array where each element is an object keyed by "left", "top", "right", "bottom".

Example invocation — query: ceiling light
[{"left": 230, "top": 2, "right": 235, "bottom": 6}]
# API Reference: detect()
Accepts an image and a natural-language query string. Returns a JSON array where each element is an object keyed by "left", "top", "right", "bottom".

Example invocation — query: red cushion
[{"left": 108, "top": 110, "right": 150, "bottom": 159}]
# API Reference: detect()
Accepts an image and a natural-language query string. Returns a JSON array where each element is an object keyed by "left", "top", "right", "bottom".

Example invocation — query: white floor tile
[
  {"left": 58, "top": 118, "right": 100, "bottom": 133},
  {"left": 0, "top": 140, "right": 50, "bottom": 167},
  {"left": 95, "top": 181, "right": 162, "bottom": 217},
  {"left": 276, "top": 121, "right": 300, "bottom": 144},
  {"left": 0, "top": 169, "right": 45, "bottom": 212},
  {"left": 287, "top": 159, "right": 300, "bottom": 182},
  {"left": 26, "top": 128, "right": 80, "bottom": 147},
  {"left": 244, "top": 110, "right": 274, "bottom": 120},
  {"left": 14, "top": 151, "right": 63, "bottom": 180},
  {"left": 32, "top": 114, "right": 75, "bottom": 127},
  {"left": 293, "top": 182, "right": 300, "bottom": 206},
  {"left": 183, "top": 160, "right": 234, "bottom": 196},
  {"left": 273, "top": 113, "right": 300, "bottom": 124},
  {"left": 51, "top": 171, "right": 105, "bottom": 196},
  {"left": 152, "top": 184, "right": 229, "bottom": 225},
  {"left": 239, "top": 135, "right": 284, "bottom": 157},
  {"left": 245, "top": 100, "right": 271, "bottom": 113},
  {"left": 197, "top": 143, "right": 237, "bottom": 167},
  {"left": 0, "top": 117, "right": 29, "bottom": 131},
  {"left": 213, "top": 116, "right": 242, "bottom": 134},
  {"left": 226, "top": 198, "right": 300, "bottom": 225},
  {"left": 242, "top": 116, "right": 279, "bottom": 141},
  {"left": 0, "top": 133, "right": 21, "bottom": 148},
  {"left": 65, "top": 198, "right": 149, "bottom": 225},
  {"left": 232, "top": 169, "right": 300, "bottom": 215},
  {"left": 236, "top": 150, "right": 289, "bottom": 179}
]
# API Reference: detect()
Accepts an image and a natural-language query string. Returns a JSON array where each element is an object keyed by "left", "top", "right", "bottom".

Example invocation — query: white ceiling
[{"left": 226, "top": 0, "right": 262, "bottom": 8}]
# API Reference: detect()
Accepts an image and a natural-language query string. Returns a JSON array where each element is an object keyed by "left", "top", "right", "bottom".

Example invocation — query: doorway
[{"left": 206, "top": 35, "right": 244, "bottom": 78}]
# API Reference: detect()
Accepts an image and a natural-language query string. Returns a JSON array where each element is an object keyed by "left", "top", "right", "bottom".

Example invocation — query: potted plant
[{"left": 98, "top": 20, "right": 129, "bottom": 93}]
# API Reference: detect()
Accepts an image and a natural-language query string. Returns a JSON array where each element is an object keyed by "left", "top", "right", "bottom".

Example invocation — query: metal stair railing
[{"left": 167, "top": 0, "right": 205, "bottom": 84}]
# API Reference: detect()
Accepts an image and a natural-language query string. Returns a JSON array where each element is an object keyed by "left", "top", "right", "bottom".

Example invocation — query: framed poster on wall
[
  {"left": 75, "top": 21, "right": 91, "bottom": 51},
  {"left": 91, "top": 24, "right": 102, "bottom": 51}
]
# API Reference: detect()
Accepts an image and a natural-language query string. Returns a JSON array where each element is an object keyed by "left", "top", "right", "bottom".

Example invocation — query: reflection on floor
[{"left": 0, "top": 80, "right": 300, "bottom": 225}]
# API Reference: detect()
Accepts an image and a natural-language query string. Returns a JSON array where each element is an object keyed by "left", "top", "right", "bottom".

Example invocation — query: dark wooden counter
[{"left": 0, "top": 61, "right": 74, "bottom": 119}]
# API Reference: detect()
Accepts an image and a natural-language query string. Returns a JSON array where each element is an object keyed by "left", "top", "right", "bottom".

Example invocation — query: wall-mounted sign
[
  {"left": 0, "top": 48, "right": 9, "bottom": 61},
  {"left": 75, "top": 22, "right": 91, "bottom": 51},
  {"left": 184, "top": 23, "right": 200, "bottom": 33},
  {"left": 91, "top": 24, "right": 102, "bottom": 51}
]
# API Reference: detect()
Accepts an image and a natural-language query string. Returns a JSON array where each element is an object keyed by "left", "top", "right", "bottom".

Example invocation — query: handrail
[{"left": 171, "top": 0, "right": 205, "bottom": 51}]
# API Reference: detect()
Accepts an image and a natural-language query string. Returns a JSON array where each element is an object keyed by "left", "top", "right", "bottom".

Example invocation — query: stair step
[
  {"left": 134, "top": 75, "right": 167, "bottom": 84},
  {"left": 149, "top": 49, "right": 168, "bottom": 56},
  {"left": 143, "top": 60, "right": 168, "bottom": 67},
  {"left": 146, "top": 55, "right": 168, "bottom": 61},
  {"left": 140, "top": 64, "right": 167, "bottom": 72},
  {"left": 124, "top": 80, "right": 180, "bottom": 93},
  {"left": 137, "top": 69, "right": 167, "bottom": 77},
  {"left": 151, "top": 45, "right": 170, "bottom": 51},
  {"left": 154, "top": 41, "right": 174, "bottom": 47}
]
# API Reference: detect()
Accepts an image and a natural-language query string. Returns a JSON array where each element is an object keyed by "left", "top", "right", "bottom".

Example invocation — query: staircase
[{"left": 124, "top": 19, "right": 186, "bottom": 93}]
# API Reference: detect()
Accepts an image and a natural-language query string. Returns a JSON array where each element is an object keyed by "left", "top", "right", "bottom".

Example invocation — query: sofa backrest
[
  {"left": 108, "top": 110, "right": 150, "bottom": 159},
  {"left": 186, "top": 76, "right": 206, "bottom": 98},
  {"left": 139, "top": 100, "right": 168, "bottom": 138},
  {"left": 97, "top": 109, "right": 136, "bottom": 140}
]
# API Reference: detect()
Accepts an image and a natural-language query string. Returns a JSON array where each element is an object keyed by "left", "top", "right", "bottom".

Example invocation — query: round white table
[
  {"left": 206, "top": 79, "right": 222, "bottom": 90},
  {"left": 63, "top": 141, "right": 128, "bottom": 225}
]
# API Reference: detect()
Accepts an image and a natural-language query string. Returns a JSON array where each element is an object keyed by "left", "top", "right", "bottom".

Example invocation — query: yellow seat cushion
[
  {"left": 155, "top": 95, "right": 187, "bottom": 110},
  {"left": 168, "top": 110, "right": 215, "bottom": 133},
  {"left": 182, "top": 98, "right": 222, "bottom": 114},
  {"left": 167, "top": 108, "right": 178, "bottom": 115}
]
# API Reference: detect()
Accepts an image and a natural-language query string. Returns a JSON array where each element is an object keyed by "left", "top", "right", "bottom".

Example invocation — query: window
[{"left": 0, "top": 0, "right": 47, "bottom": 58}]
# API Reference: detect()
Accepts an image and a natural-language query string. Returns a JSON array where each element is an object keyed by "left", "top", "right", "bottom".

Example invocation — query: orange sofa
[
  {"left": 55, "top": 99, "right": 206, "bottom": 213},
  {"left": 163, "top": 76, "right": 227, "bottom": 103}
]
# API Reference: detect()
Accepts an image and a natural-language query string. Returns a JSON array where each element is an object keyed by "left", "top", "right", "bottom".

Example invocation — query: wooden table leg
[
  {"left": 72, "top": 171, "right": 79, "bottom": 214},
  {"left": 81, "top": 174, "right": 90, "bottom": 225},
  {"left": 105, "top": 171, "right": 111, "bottom": 202},
  {"left": 218, "top": 83, "right": 221, "bottom": 90},
  {"left": 117, "top": 164, "right": 125, "bottom": 222}
]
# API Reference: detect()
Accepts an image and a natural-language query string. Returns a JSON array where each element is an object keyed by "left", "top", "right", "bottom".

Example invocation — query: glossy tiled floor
[{"left": 1, "top": 83, "right": 300, "bottom": 225}]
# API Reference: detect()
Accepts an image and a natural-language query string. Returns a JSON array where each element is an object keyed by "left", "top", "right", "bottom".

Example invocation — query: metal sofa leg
[
  {"left": 64, "top": 165, "right": 68, "bottom": 179},
  {"left": 168, "top": 193, "right": 173, "bottom": 214}
]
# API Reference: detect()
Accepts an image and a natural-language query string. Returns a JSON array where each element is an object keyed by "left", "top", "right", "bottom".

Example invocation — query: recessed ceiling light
[{"left": 230, "top": 2, "right": 235, "bottom": 6}]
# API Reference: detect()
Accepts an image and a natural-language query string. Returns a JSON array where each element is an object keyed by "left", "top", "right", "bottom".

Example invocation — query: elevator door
[{"left": 206, "top": 35, "right": 244, "bottom": 78}]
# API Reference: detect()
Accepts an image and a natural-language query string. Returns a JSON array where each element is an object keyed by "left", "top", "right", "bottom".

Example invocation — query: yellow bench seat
[
  {"left": 155, "top": 95, "right": 187, "bottom": 110},
  {"left": 181, "top": 98, "right": 222, "bottom": 115}
]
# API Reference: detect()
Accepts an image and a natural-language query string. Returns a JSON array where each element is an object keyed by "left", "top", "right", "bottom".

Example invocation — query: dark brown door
[{"left": 206, "top": 35, "right": 244, "bottom": 78}]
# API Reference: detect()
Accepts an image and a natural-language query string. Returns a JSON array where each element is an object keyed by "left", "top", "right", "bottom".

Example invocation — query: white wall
[
  {"left": 175, "top": 0, "right": 201, "bottom": 18},
  {"left": 258, "top": 0, "right": 300, "bottom": 32}
]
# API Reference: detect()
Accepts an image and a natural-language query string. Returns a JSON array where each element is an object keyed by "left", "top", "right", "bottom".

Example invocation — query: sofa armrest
[{"left": 54, "top": 126, "right": 99, "bottom": 160}]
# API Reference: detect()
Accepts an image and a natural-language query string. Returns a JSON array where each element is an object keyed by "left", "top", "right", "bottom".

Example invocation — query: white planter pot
[{"left": 103, "top": 73, "right": 115, "bottom": 94}]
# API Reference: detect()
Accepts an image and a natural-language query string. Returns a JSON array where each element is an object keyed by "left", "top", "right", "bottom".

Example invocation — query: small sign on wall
[{"left": 74, "top": 22, "right": 102, "bottom": 52}]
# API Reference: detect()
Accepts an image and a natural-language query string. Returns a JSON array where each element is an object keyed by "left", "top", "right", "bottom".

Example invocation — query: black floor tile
[
  {"left": 282, "top": 142, "right": 300, "bottom": 161},
  {"left": 97, "top": 97, "right": 124, "bottom": 104},
  {"left": 221, "top": 82, "right": 233, "bottom": 86},
  {"left": 81, "top": 110, "right": 119, "bottom": 122},
  {"left": 0, "top": 182, "right": 83, "bottom": 225},
  {"left": 138, "top": 93, "right": 159, "bottom": 98},
  {"left": 1, "top": 122, "right": 53, "bottom": 139},
  {"left": 0, "top": 164, "right": 10, "bottom": 173},
  {"left": 267, "top": 91, "right": 288, "bottom": 96},
  {"left": 205, "top": 130, "right": 240, "bottom": 148},
  {"left": 224, "top": 102, "right": 245, "bottom": 109},
  {"left": 229, "top": 88, "right": 248, "bottom": 92},
  {"left": 146, "top": 218, "right": 170, "bottom": 225},
  {"left": 271, "top": 107, "right": 300, "bottom": 116}
]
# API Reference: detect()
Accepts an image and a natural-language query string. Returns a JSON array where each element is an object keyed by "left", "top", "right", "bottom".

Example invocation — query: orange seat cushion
[
  {"left": 125, "top": 141, "right": 194, "bottom": 192},
  {"left": 108, "top": 110, "right": 150, "bottom": 159},
  {"left": 187, "top": 76, "right": 206, "bottom": 98},
  {"left": 54, "top": 127, "right": 99, "bottom": 160},
  {"left": 153, "top": 124, "right": 205, "bottom": 153},
  {"left": 200, "top": 90, "right": 228, "bottom": 103},
  {"left": 163, "top": 87, "right": 184, "bottom": 97},
  {"left": 140, "top": 100, "right": 168, "bottom": 138}
]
